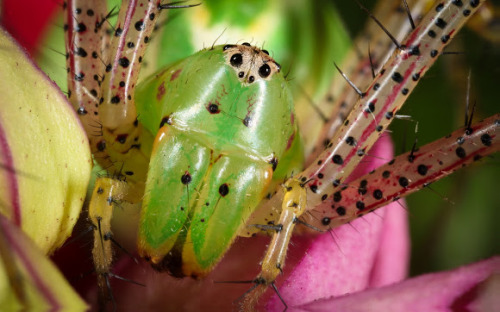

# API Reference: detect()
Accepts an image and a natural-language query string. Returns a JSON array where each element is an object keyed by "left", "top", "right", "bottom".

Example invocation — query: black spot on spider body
[
  {"left": 75, "top": 47, "right": 87, "bottom": 57},
  {"left": 481, "top": 134, "right": 492, "bottom": 146},
  {"left": 269, "top": 157, "right": 278, "bottom": 171},
  {"left": 97, "top": 187, "right": 104, "bottom": 194},
  {"left": 428, "top": 30, "right": 436, "bottom": 38},
  {"left": 373, "top": 83, "right": 380, "bottom": 91},
  {"left": 382, "top": 170, "right": 390, "bottom": 178},
  {"left": 430, "top": 50, "right": 438, "bottom": 58},
  {"left": 360, "top": 179, "right": 367, "bottom": 188},
  {"left": 392, "top": 72, "right": 403, "bottom": 83},
  {"left": 77, "top": 107, "right": 87, "bottom": 115},
  {"left": 452, "top": 0, "right": 463, "bottom": 6},
  {"left": 373, "top": 189, "right": 383, "bottom": 200},
  {"left": 208, "top": 103, "right": 220, "bottom": 114},
  {"left": 409, "top": 45, "right": 420, "bottom": 56},
  {"left": 125, "top": 171, "right": 134, "bottom": 176},
  {"left": 116, "top": 134, "right": 128, "bottom": 144},
  {"left": 376, "top": 125, "right": 383, "bottom": 132},
  {"left": 321, "top": 217, "right": 331, "bottom": 226},
  {"left": 365, "top": 102, "right": 376, "bottom": 113},
  {"left": 118, "top": 57, "right": 130, "bottom": 68},
  {"left": 259, "top": 64, "right": 271, "bottom": 78},
  {"left": 92, "top": 51, "right": 98, "bottom": 58},
  {"left": 111, "top": 96, "right": 120, "bottom": 104},
  {"left": 457, "top": 136, "right": 465, "bottom": 145},
  {"left": 412, "top": 73, "right": 420, "bottom": 81},
  {"left": 310, "top": 185, "right": 318, "bottom": 193},
  {"left": 399, "top": 177, "right": 409, "bottom": 188},
  {"left": 115, "top": 27, "right": 123, "bottom": 36},
  {"left": 135, "top": 20, "right": 145, "bottom": 31},
  {"left": 401, "top": 88, "right": 409, "bottom": 95},
  {"left": 75, "top": 72, "right": 85, "bottom": 81},
  {"left": 159, "top": 116, "right": 172, "bottom": 128},
  {"left": 463, "top": 9, "right": 471, "bottom": 16},
  {"left": 75, "top": 8, "right": 82, "bottom": 14},
  {"left": 243, "top": 116, "right": 251, "bottom": 127},
  {"left": 470, "top": 0, "right": 479, "bottom": 8},
  {"left": 436, "top": 3, "right": 444, "bottom": 12},
  {"left": 230, "top": 53, "right": 243, "bottom": 67},
  {"left": 336, "top": 207, "right": 346, "bottom": 216},
  {"left": 127, "top": 42, "right": 135, "bottom": 49},
  {"left": 333, "top": 179, "right": 341, "bottom": 187},
  {"left": 385, "top": 112, "right": 394, "bottom": 119},
  {"left": 356, "top": 201, "right": 365, "bottom": 210},
  {"left": 345, "top": 136, "right": 357, "bottom": 146},
  {"left": 181, "top": 173, "right": 192, "bottom": 185},
  {"left": 333, "top": 192, "right": 342, "bottom": 202},
  {"left": 456, "top": 147, "right": 466, "bottom": 158},
  {"left": 332, "top": 155, "right": 344, "bottom": 165},
  {"left": 441, "top": 35, "right": 450, "bottom": 44},
  {"left": 358, "top": 185, "right": 367, "bottom": 195},
  {"left": 248, "top": 76, "right": 255, "bottom": 83},
  {"left": 219, "top": 184, "right": 229, "bottom": 197},
  {"left": 144, "top": 36, "right": 150, "bottom": 43},
  {"left": 87, "top": 9, "right": 94, "bottom": 16},
  {"left": 76, "top": 23, "right": 87, "bottom": 33},
  {"left": 106, "top": 64, "right": 112, "bottom": 72},
  {"left": 149, "top": 13, "right": 155, "bottom": 20},
  {"left": 417, "top": 164, "right": 428, "bottom": 176},
  {"left": 119, "top": 81, "right": 125, "bottom": 87},
  {"left": 97, "top": 141, "right": 106, "bottom": 151},
  {"left": 318, "top": 173, "right": 324, "bottom": 179},
  {"left": 321, "top": 194, "right": 328, "bottom": 201},
  {"left": 435, "top": 18, "right": 447, "bottom": 29}
]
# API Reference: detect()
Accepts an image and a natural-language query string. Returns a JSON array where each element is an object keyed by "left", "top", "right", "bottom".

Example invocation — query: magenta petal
[
  {"left": 299, "top": 257, "right": 500, "bottom": 312},
  {"left": 267, "top": 136, "right": 410, "bottom": 311},
  {"left": 367, "top": 199, "right": 410, "bottom": 288}
]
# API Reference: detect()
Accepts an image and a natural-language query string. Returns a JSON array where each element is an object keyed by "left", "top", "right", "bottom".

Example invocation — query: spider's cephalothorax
[{"left": 135, "top": 43, "right": 298, "bottom": 277}]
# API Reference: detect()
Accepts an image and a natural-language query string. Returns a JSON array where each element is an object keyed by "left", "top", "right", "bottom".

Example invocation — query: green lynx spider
[{"left": 55, "top": 0, "right": 498, "bottom": 310}]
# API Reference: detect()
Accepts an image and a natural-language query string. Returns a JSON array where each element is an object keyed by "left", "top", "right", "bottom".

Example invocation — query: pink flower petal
[{"left": 299, "top": 256, "right": 500, "bottom": 312}]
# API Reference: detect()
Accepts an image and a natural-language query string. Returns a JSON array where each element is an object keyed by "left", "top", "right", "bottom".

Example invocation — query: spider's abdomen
[{"left": 136, "top": 44, "right": 298, "bottom": 277}]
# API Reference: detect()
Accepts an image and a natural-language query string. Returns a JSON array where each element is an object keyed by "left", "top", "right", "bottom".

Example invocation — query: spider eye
[
  {"left": 230, "top": 53, "right": 243, "bottom": 67},
  {"left": 258, "top": 64, "right": 271, "bottom": 78},
  {"left": 262, "top": 49, "right": 269, "bottom": 55},
  {"left": 242, "top": 42, "right": 251, "bottom": 46},
  {"left": 223, "top": 44, "right": 235, "bottom": 51}
]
